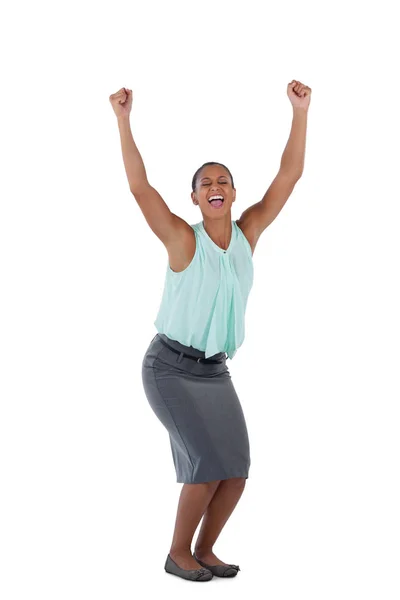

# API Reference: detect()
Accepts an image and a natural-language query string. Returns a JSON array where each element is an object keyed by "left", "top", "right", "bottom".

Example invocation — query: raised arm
[
  {"left": 237, "top": 81, "right": 311, "bottom": 252},
  {"left": 109, "top": 88, "right": 191, "bottom": 248}
]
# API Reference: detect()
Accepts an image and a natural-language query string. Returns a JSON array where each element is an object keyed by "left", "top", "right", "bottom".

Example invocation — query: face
[{"left": 191, "top": 165, "right": 236, "bottom": 217}]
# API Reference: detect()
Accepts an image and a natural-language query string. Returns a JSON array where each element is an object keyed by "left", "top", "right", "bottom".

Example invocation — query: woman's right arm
[{"left": 110, "top": 88, "right": 190, "bottom": 247}]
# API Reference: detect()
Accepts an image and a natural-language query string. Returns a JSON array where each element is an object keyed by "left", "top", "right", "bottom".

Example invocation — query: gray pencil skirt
[{"left": 141, "top": 332, "right": 251, "bottom": 484}]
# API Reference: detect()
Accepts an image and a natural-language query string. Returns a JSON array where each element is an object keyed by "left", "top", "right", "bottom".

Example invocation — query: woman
[{"left": 109, "top": 80, "right": 311, "bottom": 582}]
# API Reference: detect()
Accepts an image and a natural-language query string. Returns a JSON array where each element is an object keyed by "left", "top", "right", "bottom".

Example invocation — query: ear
[
  {"left": 232, "top": 189, "right": 236, "bottom": 203},
  {"left": 191, "top": 191, "right": 197, "bottom": 205}
]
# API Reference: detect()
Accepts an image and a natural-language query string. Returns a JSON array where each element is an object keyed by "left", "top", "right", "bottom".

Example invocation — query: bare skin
[
  {"left": 169, "top": 477, "right": 247, "bottom": 570},
  {"left": 194, "top": 477, "right": 247, "bottom": 564}
]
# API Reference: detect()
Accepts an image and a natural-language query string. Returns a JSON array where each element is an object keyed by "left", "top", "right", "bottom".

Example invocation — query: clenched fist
[{"left": 109, "top": 87, "right": 133, "bottom": 118}]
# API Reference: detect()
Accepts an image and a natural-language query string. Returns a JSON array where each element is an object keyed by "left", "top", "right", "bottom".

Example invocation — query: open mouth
[{"left": 208, "top": 195, "right": 224, "bottom": 208}]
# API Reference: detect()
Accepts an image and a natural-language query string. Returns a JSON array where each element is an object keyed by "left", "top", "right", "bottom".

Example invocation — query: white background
[{"left": 1, "top": 0, "right": 399, "bottom": 598}]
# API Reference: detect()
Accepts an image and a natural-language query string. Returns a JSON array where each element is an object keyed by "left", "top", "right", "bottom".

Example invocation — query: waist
[{"left": 157, "top": 333, "right": 227, "bottom": 362}]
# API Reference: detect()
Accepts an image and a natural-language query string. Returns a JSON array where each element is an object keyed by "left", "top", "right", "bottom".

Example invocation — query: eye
[{"left": 202, "top": 181, "right": 227, "bottom": 185}]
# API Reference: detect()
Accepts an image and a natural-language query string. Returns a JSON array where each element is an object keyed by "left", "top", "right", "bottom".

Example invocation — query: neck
[{"left": 202, "top": 215, "right": 233, "bottom": 250}]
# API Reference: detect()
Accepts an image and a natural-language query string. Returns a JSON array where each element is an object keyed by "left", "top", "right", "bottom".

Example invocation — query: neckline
[{"left": 200, "top": 220, "right": 235, "bottom": 254}]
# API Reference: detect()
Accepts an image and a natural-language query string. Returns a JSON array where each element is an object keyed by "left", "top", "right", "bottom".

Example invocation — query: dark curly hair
[{"left": 191, "top": 162, "right": 235, "bottom": 193}]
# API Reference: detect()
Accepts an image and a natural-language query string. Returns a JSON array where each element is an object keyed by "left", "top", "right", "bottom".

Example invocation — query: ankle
[
  {"left": 169, "top": 546, "right": 192, "bottom": 556},
  {"left": 194, "top": 545, "right": 213, "bottom": 555}
]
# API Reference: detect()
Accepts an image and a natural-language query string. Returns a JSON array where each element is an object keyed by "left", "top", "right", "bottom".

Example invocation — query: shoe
[
  {"left": 193, "top": 552, "right": 240, "bottom": 577},
  {"left": 164, "top": 553, "right": 213, "bottom": 581}
]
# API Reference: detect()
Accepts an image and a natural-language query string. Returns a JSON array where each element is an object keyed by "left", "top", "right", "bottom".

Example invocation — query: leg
[
  {"left": 194, "top": 477, "right": 247, "bottom": 565},
  {"left": 169, "top": 480, "right": 220, "bottom": 570}
]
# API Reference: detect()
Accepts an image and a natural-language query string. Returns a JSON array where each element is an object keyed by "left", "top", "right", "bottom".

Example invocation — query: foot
[
  {"left": 194, "top": 549, "right": 231, "bottom": 567},
  {"left": 169, "top": 550, "right": 205, "bottom": 571}
]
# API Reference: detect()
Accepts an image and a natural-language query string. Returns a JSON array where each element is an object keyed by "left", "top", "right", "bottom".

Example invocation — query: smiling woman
[
  {"left": 109, "top": 79, "right": 310, "bottom": 580},
  {"left": 189, "top": 162, "right": 238, "bottom": 231}
]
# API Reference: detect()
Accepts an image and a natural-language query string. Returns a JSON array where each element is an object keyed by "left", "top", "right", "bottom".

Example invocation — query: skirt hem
[{"left": 177, "top": 472, "right": 250, "bottom": 484}]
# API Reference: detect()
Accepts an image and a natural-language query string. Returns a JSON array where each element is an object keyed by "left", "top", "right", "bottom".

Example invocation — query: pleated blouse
[{"left": 154, "top": 219, "right": 254, "bottom": 359}]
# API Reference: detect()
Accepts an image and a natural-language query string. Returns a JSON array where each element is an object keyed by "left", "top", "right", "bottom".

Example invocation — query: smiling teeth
[{"left": 208, "top": 195, "right": 224, "bottom": 201}]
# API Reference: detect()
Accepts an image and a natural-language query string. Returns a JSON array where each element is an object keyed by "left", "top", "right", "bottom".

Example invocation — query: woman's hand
[
  {"left": 109, "top": 87, "right": 133, "bottom": 118},
  {"left": 287, "top": 80, "right": 311, "bottom": 111}
]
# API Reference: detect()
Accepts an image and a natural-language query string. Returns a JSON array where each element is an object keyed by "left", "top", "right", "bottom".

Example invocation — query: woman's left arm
[{"left": 236, "top": 80, "right": 311, "bottom": 248}]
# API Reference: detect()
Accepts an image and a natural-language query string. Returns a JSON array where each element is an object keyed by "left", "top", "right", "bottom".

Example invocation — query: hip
[{"left": 142, "top": 333, "right": 230, "bottom": 379}]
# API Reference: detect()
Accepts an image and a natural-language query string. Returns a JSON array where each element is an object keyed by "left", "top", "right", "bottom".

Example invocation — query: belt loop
[{"left": 176, "top": 351, "right": 184, "bottom": 363}]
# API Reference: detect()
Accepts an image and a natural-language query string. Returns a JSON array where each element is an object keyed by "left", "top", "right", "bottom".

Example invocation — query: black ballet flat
[{"left": 193, "top": 552, "right": 240, "bottom": 577}]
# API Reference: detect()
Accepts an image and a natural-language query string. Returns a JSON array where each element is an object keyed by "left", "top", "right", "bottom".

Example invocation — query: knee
[
  {"left": 208, "top": 480, "right": 221, "bottom": 493},
  {"left": 222, "top": 476, "right": 247, "bottom": 488}
]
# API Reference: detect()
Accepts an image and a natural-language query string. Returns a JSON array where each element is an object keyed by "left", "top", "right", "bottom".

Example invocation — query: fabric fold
[{"left": 154, "top": 219, "right": 254, "bottom": 360}]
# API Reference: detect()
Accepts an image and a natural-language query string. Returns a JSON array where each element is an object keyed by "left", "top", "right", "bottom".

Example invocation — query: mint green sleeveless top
[{"left": 154, "top": 219, "right": 254, "bottom": 359}]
